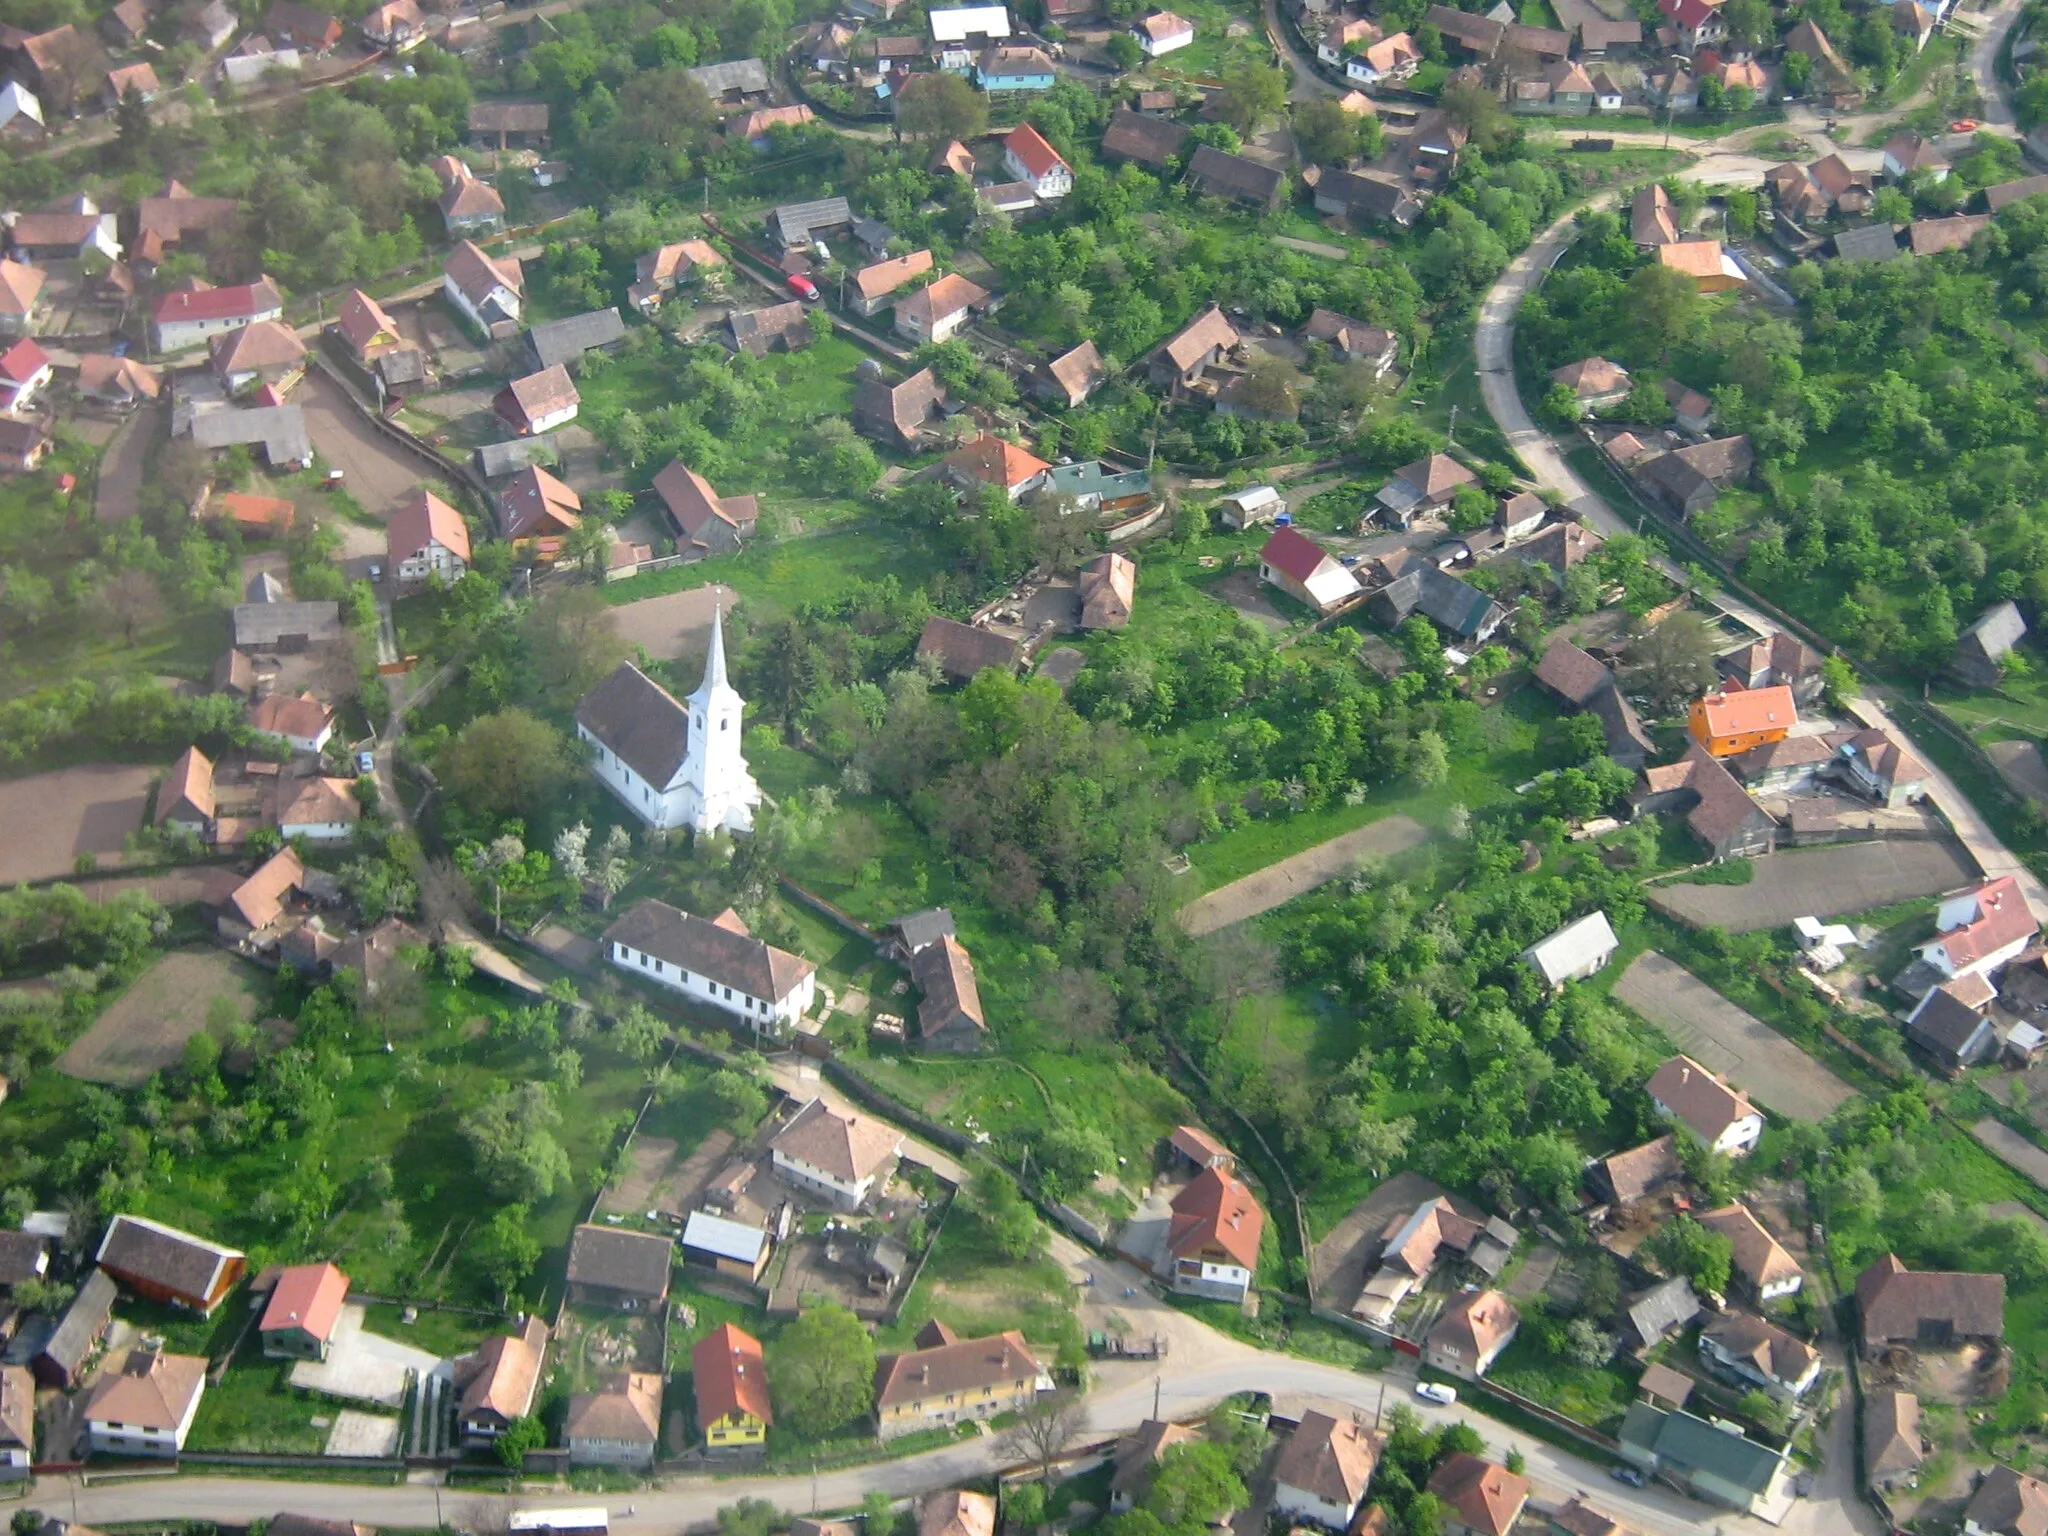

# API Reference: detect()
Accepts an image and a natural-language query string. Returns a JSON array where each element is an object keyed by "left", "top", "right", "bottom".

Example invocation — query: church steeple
[
  {"left": 679, "top": 600, "right": 760, "bottom": 835},
  {"left": 691, "top": 603, "right": 730, "bottom": 705}
]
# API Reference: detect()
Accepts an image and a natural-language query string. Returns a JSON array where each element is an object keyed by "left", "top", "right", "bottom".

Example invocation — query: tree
[
  {"left": 767, "top": 1305, "right": 876, "bottom": 1436},
  {"left": 1628, "top": 609, "right": 1720, "bottom": 714},
  {"left": 897, "top": 71, "right": 988, "bottom": 140},
  {"left": 615, "top": 67, "right": 717, "bottom": 176},
  {"left": 1106, "top": 31, "right": 1143, "bottom": 68},
  {"left": 494, "top": 1414, "right": 547, "bottom": 1468},
  {"left": 561, "top": 514, "right": 615, "bottom": 576},
  {"left": 1409, "top": 729, "right": 1450, "bottom": 789},
  {"left": 718, "top": 1500, "right": 780, "bottom": 1536},
  {"left": 1625, "top": 261, "right": 1704, "bottom": 358},
  {"left": 1738, "top": 1388, "right": 1791, "bottom": 1435},
  {"left": 1217, "top": 60, "right": 1286, "bottom": 135},
  {"left": 708, "top": 1067, "right": 768, "bottom": 1127},
  {"left": 1439, "top": 77, "right": 1509, "bottom": 149},
  {"left": 442, "top": 710, "right": 574, "bottom": 820},
  {"left": 459, "top": 1082, "right": 571, "bottom": 1202},
  {"left": 1645, "top": 1214, "right": 1734, "bottom": 1297},
  {"left": 104, "top": 569, "right": 167, "bottom": 644},
  {"left": 613, "top": 1001, "right": 667, "bottom": 1061},
  {"left": 473, "top": 1203, "right": 542, "bottom": 1298},
  {"left": 968, "top": 1163, "right": 1042, "bottom": 1258},
  {"left": 115, "top": 83, "right": 152, "bottom": 167},
  {"left": 996, "top": 1389, "right": 1086, "bottom": 1482},
  {"left": 1231, "top": 356, "right": 1305, "bottom": 421},
  {"left": 1292, "top": 98, "right": 1372, "bottom": 164},
  {"left": 1782, "top": 48, "right": 1813, "bottom": 94},
  {"left": 525, "top": 585, "right": 627, "bottom": 705}
]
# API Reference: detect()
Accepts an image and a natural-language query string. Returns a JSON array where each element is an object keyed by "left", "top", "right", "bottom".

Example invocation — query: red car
[{"left": 787, "top": 273, "right": 819, "bottom": 301}]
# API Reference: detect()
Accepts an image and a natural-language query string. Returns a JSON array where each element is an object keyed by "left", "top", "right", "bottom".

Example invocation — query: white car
[{"left": 1415, "top": 1382, "right": 1458, "bottom": 1406}]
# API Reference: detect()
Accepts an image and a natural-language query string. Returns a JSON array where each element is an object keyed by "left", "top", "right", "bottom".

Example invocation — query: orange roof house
[
  {"left": 1688, "top": 684, "right": 1796, "bottom": 757},
  {"left": 258, "top": 1261, "right": 350, "bottom": 1360},
  {"left": 692, "top": 1321, "right": 771, "bottom": 1447},
  {"left": 1656, "top": 238, "right": 1744, "bottom": 292},
  {"left": 1164, "top": 1167, "right": 1263, "bottom": 1300}
]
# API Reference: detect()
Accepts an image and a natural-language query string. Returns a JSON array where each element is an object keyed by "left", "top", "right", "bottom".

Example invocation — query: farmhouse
[
  {"left": 258, "top": 1261, "right": 349, "bottom": 1360},
  {"left": 1003, "top": 123, "right": 1072, "bottom": 199},
  {"left": 1532, "top": 638, "right": 1654, "bottom": 768},
  {"left": 1426, "top": 1289, "right": 1520, "bottom": 1381},
  {"left": 498, "top": 464, "right": 582, "bottom": 543},
  {"left": 1110, "top": 1420, "right": 1199, "bottom": 1510},
  {"left": 1522, "top": 911, "right": 1619, "bottom": 988},
  {"left": 912, "top": 933, "right": 987, "bottom": 1051},
  {"left": 1958, "top": 600, "right": 2027, "bottom": 687},
  {"left": 602, "top": 899, "right": 815, "bottom": 1033},
  {"left": 1302, "top": 309, "right": 1398, "bottom": 374},
  {"left": 922, "top": 1491, "right": 997, "bottom": 1536},
  {"left": 1271, "top": 1410, "right": 1380, "bottom": 1528},
  {"left": 495, "top": 364, "right": 579, "bottom": 436},
  {"left": 769, "top": 1097, "right": 902, "bottom": 1209},
  {"left": 1163, "top": 1166, "right": 1263, "bottom": 1301},
  {"left": 1592, "top": 1136, "right": 1682, "bottom": 1208},
  {"left": 630, "top": 240, "right": 723, "bottom": 311},
  {"left": 1856, "top": 1253, "right": 2004, "bottom": 1356},
  {"left": 34, "top": 1268, "right": 117, "bottom": 1388},
  {"left": 917, "top": 617, "right": 1020, "bottom": 682},
  {"left": 1148, "top": 306, "right": 1239, "bottom": 392},
  {"left": 526, "top": 308, "right": 627, "bottom": 371},
  {"left": 96, "top": 1214, "right": 246, "bottom": 1314},
  {"left": 1618, "top": 1401, "right": 1793, "bottom": 1515},
  {"left": 1375, "top": 452, "right": 1476, "bottom": 525},
  {"left": 1646, "top": 1055, "right": 1764, "bottom": 1156},
  {"left": 1698, "top": 1203, "right": 1802, "bottom": 1300},
  {"left": 1428, "top": 1454, "right": 1530, "bottom": 1536},
  {"left": 249, "top": 692, "right": 336, "bottom": 754},
  {"left": 1079, "top": 551, "right": 1136, "bottom": 629},
  {"left": 849, "top": 250, "right": 935, "bottom": 317},
  {"left": 1635, "top": 744, "right": 1777, "bottom": 860},
  {"left": 1865, "top": 1390, "right": 1924, "bottom": 1491},
  {"left": 692, "top": 1322, "right": 771, "bottom": 1448},
  {"left": 855, "top": 366, "right": 947, "bottom": 449},
  {"left": 1965, "top": 1466, "right": 2048, "bottom": 1536},
  {"left": 942, "top": 433, "right": 1050, "bottom": 501},
  {"left": 152, "top": 277, "right": 284, "bottom": 352},
  {"left": 442, "top": 240, "right": 523, "bottom": 334},
  {"left": 1259, "top": 526, "right": 1360, "bottom": 615},
  {"left": 895, "top": 273, "right": 988, "bottom": 344},
  {"left": 568, "top": 1371, "right": 662, "bottom": 1468},
  {"left": 84, "top": 1344, "right": 206, "bottom": 1458},
  {"left": 468, "top": 100, "right": 550, "bottom": 149},
  {"left": 565, "top": 1224, "right": 673, "bottom": 1310},
  {"left": 652, "top": 461, "right": 760, "bottom": 557},
  {"left": 875, "top": 1326, "right": 1046, "bottom": 1438},
  {"left": 1101, "top": 108, "right": 1190, "bottom": 169},
  {"left": 1184, "top": 146, "right": 1286, "bottom": 213},
  {"left": 1914, "top": 876, "right": 2039, "bottom": 988},
  {"left": 1700, "top": 1312, "right": 1820, "bottom": 1400},
  {"left": 453, "top": 1316, "right": 549, "bottom": 1445}
]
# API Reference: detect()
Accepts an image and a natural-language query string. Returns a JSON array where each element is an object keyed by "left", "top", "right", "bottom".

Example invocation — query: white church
[{"left": 573, "top": 609, "right": 761, "bottom": 834}]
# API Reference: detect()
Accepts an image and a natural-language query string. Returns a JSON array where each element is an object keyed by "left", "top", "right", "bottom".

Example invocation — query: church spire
[{"left": 697, "top": 602, "right": 728, "bottom": 697}]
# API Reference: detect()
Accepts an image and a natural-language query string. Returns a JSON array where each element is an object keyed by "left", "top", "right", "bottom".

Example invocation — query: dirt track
[
  {"left": 1646, "top": 839, "right": 1978, "bottom": 933},
  {"left": 1177, "top": 814, "right": 1427, "bottom": 936}
]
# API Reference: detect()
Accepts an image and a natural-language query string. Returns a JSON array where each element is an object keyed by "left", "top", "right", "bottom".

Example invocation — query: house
[
  {"left": 1427, "top": 1289, "right": 1520, "bottom": 1380},
  {"left": 385, "top": 488, "right": 469, "bottom": 594},
  {"left": 1657, "top": 239, "right": 1744, "bottom": 292},
  {"left": 1917, "top": 876, "right": 2039, "bottom": 987},
  {"left": 1318, "top": 15, "right": 1377, "bottom": 63},
  {"left": 1184, "top": 146, "right": 1287, "bottom": 213},
  {"left": 855, "top": 366, "right": 947, "bottom": 449},
  {"left": 1550, "top": 356, "right": 1631, "bottom": 413},
  {"left": 1375, "top": 452, "right": 1476, "bottom": 524},
  {"left": 76, "top": 353, "right": 160, "bottom": 409},
  {"left": 1718, "top": 631, "right": 1820, "bottom": 703},
  {"left": 362, "top": 0, "right": 425, "bottom": 48},
  {"left": 453, "top": 1316, "right": 549, "bottom": 1445},
  {"left": 693, "top": 1323, "right": 770, "bottom": 1448},
  {"left": 1110, "top": 1420, "right": 1199, "bottom": 1511},
  {"left": 156, "top": 745, "right": 215, "bottom": 839},
  {"left": 1987, "top": 174, "right": 2048, "bottom": 212},
  {"left": 1864, "top": 1390, "right": 1924, "bottom": 1492},
  {"left": 1169, "top": 1125, "right": 1234, "bottom": 1172},
  {"left": 1522, "top": 911, "right": 1619, "bottom": 988},
  {"left": 1349, "top": 30, "right": 1421, "bottom": 81},
  {"left": 566, "top": 1224, "right": 673, "bottom": 1310},
  {"left": 976, "top": 43, "right": 1057, "bottom": 89},
  {"left": 1700, "top": 1312, "right": 1820, "bottom": 1399},
  {"left": 498, "top": 464, "right": 581, "bottom": 543},
  {"left": 929, "top": 5, "right": 1012, "bottom": 46},
  {"left": 921, "top": 1491, "right": 997, "bottom": 1536},
  {"left": 652, "top": 462, "right": 759, "bottom": 557},
  {"left": 1353, "top": 1196, "right": 1520, "bottom": 1321},
  {"left": 941, "top": 433, "right": 1049, "bottom": 501},
  {"left": 769, "top": 1097, "right": 901, "bottom": 1209},
  {"left": 467, "top": 100, "right": 549, "bottom": 149},
  {"left": 1646, "top": 1054, "right": 1764, "bottom": 1155},
  {"left": 1656, "top": 0, "right": 1723, "bottom": 48},
  {"left": 1965, "top": 1466, "right": 2048, "bottom": 1536},
  {"left": 6, "top": 204, "right": 119, "bottom": 265},
  {"left": 276, "top": 777, "right": 361, "bottom": 842},
  {"left": 885, "top": 908, "right": 957, "bottom": 960},
  {"left": 1637, "top": 436, "right": 1753, "bottom": 518},
  {"left": 1148, "top": 306, "right": 1239, "bottom": 391},
  {"left": 96, "top": 1213, "right": 246, "bottom": 1314},
  {"left": 1218, "top": 485, "right": 1283, "bottom": 529},
  {"left": 568, "top": 1370, "right": 662, "bottom": 1467},
  {"left": 1366, "top": 556, "right": 1506, "bottom": 644},
  {"left": 603, "top": 899, "right": 813, "bottom": 1033},
  {"left": 249, "top": 692, "right": 335, "bottom": 754},
  {"left": 1163, "top": 1166, "right": 1263, "bottom": 1301},
  {"left": 874, "top": 1329, "right": 1046, "bottom": 1438},
  {"left": 1496, "top": 490, "right": 1547, "bottom": 543},
  {"left": 1259, "top": 526, "right": 1361, "bottom": 615},
  {"left": 1590, "top": 70, "right": 1625, "bottom": 109},
  {"left": 1302, "top": 309, "right": 1398, "bottom": 375},
  {"left": 433, "top": 159, "right": 503, "bottom": 236},
  {"left": 1131, "top": 9, "right": 1195, "bottom": 54},
  {"left": 849, "top": 250, "right": 935, "bottom": 317},
  {"left": 766, "top": 196, "right": 852, "bottom": 251},
  {"left": 917, "top": 617, "right": 1020, "bottom": 682},
  {"left": 84, "top": 1344, "right": 206, "bottom": 1458},
  {"left": 1699, "top": 1204, "right": 1802, "bottom": 1300},
  {"left": 103, "top": 61, "right": 159, "bottom": 108},
  {"left": 912, "top": 933, "right": 987, "bottom": 1050},
  {"left": 976, "top": 182, "right": 1040, "bottom": 217},
  {"left": 1429, "top": 1454, "right": 1530, "bottom": 1536},
  {"left": 1688, "top": 684, "right": 1796, "bottom": 758},
  {"left": 1532, "top": 639, "right": 1654, "bottom": 769},
  {"left": 1907, "top": 974, "right": 1999, "bottom": 1071},
  {"left": 1102, "top": 106, "right": 1192, "bottom": 170},
  {"left": 680, "top": 1210, "right": 770, "bottom": 1282},
  {"left": 332, "top": 287, "right": 402, "bottom": 368},
  {"left": 895, "top": 273, "right": 988, "bottom": 344},
  {"left": 728, "top": 301, "right": 813, "bottom": 358},
  {"left": 1038, "top": 340, "right": 1105, "bottom": 407},
  {"left": 1618, "top": 1401, "right": 1793, "bottom": 1515},
  {"left": 1833, "top": 224, "right": 1901, "bottom": 264},
  {"left": 1000, "top": 123, "right": 1073, "bottom": 201},
  {"left": 210, "top": 320, "right": 305, "bottom": 396},
  {"left": 1593, "top": 1136, "right": 1683, "bottom": 1207},
  {"left": 1271, "top": 1411, "right": 1381, "bottom": 1528},
  {"left": 1539, "top": 59, "right": 1597, "bottom": 110},
  {"left": 730, "top": 104, "right": 815, "bottom": 148},
  {"left": 1424, "top": 4, "right": 1503, "bottom": 56},
  {"left": 1910, "top": 214, "right": 1990, "bottom": 255},
  {"left": 1834, "top": 728, "right": 1928, "bottom": 807},
  {"left": 930, "top": 138, "right": 978, "bottom": 177},
  {"left": 0, "top": 1362, "right": 29, "bottom": 1477},
  {"left": 1808, "top": 153, "right": 1872, "bottom": 213},
  {"left": 1045, "top": 457, "right": 1151, "bottom": 512},
  {"left": 1079, "top": 552, "right": 1136, "bottom": 630},
  {"left": 1578, "top": 17, "right": 1641, "bottom": 53},
  {"left": 265, "top": 1, "right": 339, "bottom": 51},
  {"left": 1625, "top": 1276, "right": 1702, "bottom": 1350},
  {"left": 630, "top": 240, "right": 723, "bottom": 311},
  {"left": 1883, "top": 129, "right": 1945, "bottom": 182},
  {"left": 495, "top": 364, "right": 578, "bottom": 436},
  {"left": 33, "top": 1267, "right": 116, "bottom": 1388},
  {"left": 1958, "top": 600, "right": 2027, "bottom": 686},
  {"left": 150, "top": 276, "right": 283, "bottom": 354},
  {"left": 220, "top": 846, "right": 306, "bottom": 937},
  {"left": 526, "top": 309, "right": 626, "bottom": 371},
  {"left": 0, "top": 81, "right": 43, "bottom": 140},
  {"left": 0, "top": 338, "right": 50, "bottom": 414},
  {"left": 16, "top": 25, "right": 107, "bottom": 112},
  {"left": 258, "top": 1261, "right": 349, "bottom": 1361},
  {"left": 442, "top": 240, "right": 523, "bottom": 334}
]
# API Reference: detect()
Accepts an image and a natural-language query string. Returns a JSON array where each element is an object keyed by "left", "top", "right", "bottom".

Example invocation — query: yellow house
[
  {"left": 693, "top": 1322, "right": 770, "bottom": 1448},
  {"left": 874, "top": 1322, "right": 1047, "bottom": 1440}
]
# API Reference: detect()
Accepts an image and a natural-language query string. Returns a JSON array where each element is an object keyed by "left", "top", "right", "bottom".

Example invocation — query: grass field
[{"left": 602, "top": 526, "right": 947, "bottom": 624}]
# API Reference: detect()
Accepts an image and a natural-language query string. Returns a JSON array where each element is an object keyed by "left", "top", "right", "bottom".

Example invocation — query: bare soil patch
[
  {"left": 1614, "top": 952, "right": 1856, "bottom": 1121},
  {"left": 58, "top": 950, "right": 261, "bottom": 1087},
  {"left": 297, "top": 371, "right": 429, "bottom": 522},
  {"left": 1309, "top": 1168, "right": 1446, "bottom": 1308},
  {"left": 1180, "top": 814, "right": 1428, "bottom": 936},
  {"left": 609, "top": 583, "right": 741, "bottom": 662},
  {"left": 0, "top": 764, "right": 156, "bottom": 883},
  {"left": 1988, "top": 739, "right": 2048, "bottom": 807},
  {"left": 1647, "top": 839, "right": 1978, "bottom": 932},
  {"left": 1209, "top": 569, "right": 1292, "bottom": 630}
]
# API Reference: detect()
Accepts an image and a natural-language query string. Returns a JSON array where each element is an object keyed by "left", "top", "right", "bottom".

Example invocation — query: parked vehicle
[
  {"left": 357, "top": 751, "right": 376, "bottom": 774},
  {"left": 1086, "top": 1331, "right": 1166, "bottom": 1360},
  {"left": 1610, "top": 1465, "right": 1646, "bottom": 1488},
  {"left": 788, "top": 273, "right": 819, "bottom": 301},
  {"left": 1415, "top": 1382, "right": 1457, "bottom": 1406}
]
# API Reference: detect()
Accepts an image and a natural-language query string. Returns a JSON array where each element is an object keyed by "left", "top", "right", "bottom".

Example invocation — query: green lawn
[
  {"left": 603, "top": 525, "right": 946, "bottom": 624},
  {"left": 186, "top": 1340, "right": 338, "bottom": 1455}
]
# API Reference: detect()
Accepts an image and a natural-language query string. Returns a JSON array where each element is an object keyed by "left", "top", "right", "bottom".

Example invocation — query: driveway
[
  {"left": 1614, "top": 952, "right": 1857, "bottom": 1122},
  {"left": 1179, "top": 814, "right": 1428, "bottom": 935},
  {"left": 288, "top": 1304, "right": 445, "bottom": 1407},
  {"left": 1972, "top": 1118, "right": 2048, "bottom": 1191},
  {"left": 93, "top": 401, "right": 158, "bottom": 523},
  {"left": 1647, "top": 839, "right": 1978, "bottom": 932}
]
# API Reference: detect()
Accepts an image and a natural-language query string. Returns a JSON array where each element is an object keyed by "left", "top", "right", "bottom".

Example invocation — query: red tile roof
[
  {"left": 1168, "top": 1165, "right": 1263, "bottom": 1270},
  {"left": 152, "top": 276, "right": 283, "bottom": 325},
  {"left": 259, "top": 1261, "right": 349, "bottom": 1344},
  {"left": 1003, "top": 121, "right": 1068, "bottom": 180},
  {"left": 0, "top": 338, "right": 50, "bottom": 385},
  {"left": 387, "top": 488, "right": 470, "bottom": 564},
  {"left": 691, "top": 1321, "right": 772, "bottom": 1427},
  {"left": 1935, "top": 876, "right": 2038, "bottom": 968},
  {"left": 1259, "top": 524, "right": 1335, "bottom": 584}
]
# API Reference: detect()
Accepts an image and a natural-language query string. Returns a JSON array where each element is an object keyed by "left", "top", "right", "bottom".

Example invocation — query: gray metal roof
[
  {"left": 475, "top": 436, "right": 558, "bottom": 478},
  {"left": 767, "top": 195, "right": 853, "bottom": 247},
  {"left": 191, "top": 404, "right": 310, "bottom": 464},
  {"left": 526, "top": 307, "right": 626, "bottom": 369},
  {"left": 688, "top": 57, "right": 771, "bottom": 94},
  {"left": 1626, "top": 1275, "right": 1701, "bottom": 1344},
  {"left": 682, "top": 1210, "right": 768, "bottom": 1264},
  {"left": 1832, "top": 223, "right": 1901, "bottom": 263}
]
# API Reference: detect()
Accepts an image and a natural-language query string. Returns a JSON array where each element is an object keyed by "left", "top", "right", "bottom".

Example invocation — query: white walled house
[
  {"left": 387, "top": 488, "right": 471, "bottom": 593},
  {"left": 442, "top": 240, "right": 523, "bottom": 334},
  {"left": 1002, "top": 123, "right": 1073, "bottom": 200},
  {"left": 768, "top": 1097, "right": 903, "bottom": 1209},
  {"left": 1131, "top": 10, "right": 1196, "bottom": 55},
  {"left": 275, "top": 777, "right": 361, "bottom": 842},
  {"left": 1918, "top": 876, "right": 2039, "bottom": 985},
  {"left": 603, "top": 898, "right": 816, "bottom": 1036},
  {"left": 1646, "top": 1054, "right": 1765, "bottom": 1158},
  {"left": 574, "top": 611, "right": 760, "bottom": 835},
  {"left": 1270, "top": 1411, "right": 1378, "bottom": 1530},
  {"left": 84, "top": 1346, "right": 206, "bottom": 1458}
]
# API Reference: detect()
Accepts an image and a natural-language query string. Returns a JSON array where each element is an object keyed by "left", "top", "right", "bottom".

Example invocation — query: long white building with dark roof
[{"left": 603, "top": 897, "right": 816, "bottom": 1034}]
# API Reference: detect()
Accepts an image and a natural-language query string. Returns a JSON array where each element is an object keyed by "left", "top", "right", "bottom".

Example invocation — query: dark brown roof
[
  {"left": 1185, "top": 145, "right": 1285, "bottom": 206},
  {"left": 603, "top": 898, "right": 815, "bottom": 1003},
  {"left": 772, "top": 1097, "right": 901, "bottom": 1182},
  {"left": 1102, "top": 106, "right": 1191, "bottom": 166},
  {"left": 1504, "top": 20, "right": 1569, "bottom": 53},
  {"left": 917, "top": 616, "right": 1019, "bottom": 681},
  {"left": 1863, "top": 1390, "right": 1921, "bottom": 1482},
  {"left": 0, "top": 1231, "right": 47, "bottom": 1288},
  {"left": 874, "top": 1330, "right": 1040, "bottom": 1409},
  {"left": 1533, "top": 637, "right": 1612, "bottom": 706},
  {"left": 1424, "top": 4, "right": 1503, "bottom": 50},
  {"left": 1043, "top": 340, "right": 1104, "bottom": 399},
  {"left": 566, "top": 1223, "right": 673, "bottom": 1299},
  {"left": 469, "top": 100, "right": 550, "bottom": 133},
  {"left": 1272, "top": 1409, "right": 1380, "bottom": 1507},
  {"left": 855, "top": 366, "right": 946, "bottom": 442},
  {"left": 95, "top": 1214, "right": 243, "bottom": 1305},
  {"left": 729, "top": 300, "right": 811, "bottom": 354},
  {"left": 575, "top": 661, "right": 690, "bottom": 788},
  {"left": 1963, "top": 1464, "right": 2048, "bottom": 1536},
  {"left": 1596, "top": 1135, "right": 1682, "bottom": 1204},
  {"left": 1857, "top": 1253, "right": 2005, "bottom": 1347},
  {"left": 912, "top": 932, "right": 986, "bottom": 1039}
]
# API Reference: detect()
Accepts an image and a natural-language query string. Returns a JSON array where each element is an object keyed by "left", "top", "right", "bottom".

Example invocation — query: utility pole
[
  {"left": 703, "top": 173, "right": 711, "bottom": 211},
  {"left": 1153, "top": 1375, "right": 1161, "bottom": 1420},
  {"left": 1447, "top": 401, "right": 1459, "bottom": 445}
]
